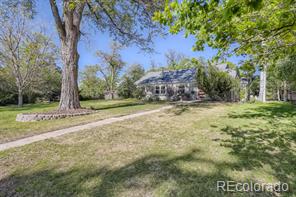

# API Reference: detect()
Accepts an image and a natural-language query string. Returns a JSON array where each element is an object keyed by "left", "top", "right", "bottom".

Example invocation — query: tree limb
[{"left": 49, "top": 0, "right": 66, "bottom": 41}]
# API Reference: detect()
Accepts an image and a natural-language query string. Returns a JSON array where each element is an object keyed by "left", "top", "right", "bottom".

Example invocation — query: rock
[{"left": 16, "top": 110, "right": 94, "bottom": 122}]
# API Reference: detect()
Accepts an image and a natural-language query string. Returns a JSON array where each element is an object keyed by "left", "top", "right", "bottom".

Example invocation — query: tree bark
[
  {"left": 277, "top": 87, "right": 281, "bottom": 101},
  {"left": 59, "top": 41, "right": 81, "bottom": 110},
  {"left": 246, "top": 81, "right": 251, "bottom": 102},
  {"left": 49, "top": 0, "right": 85, "bottom": 110},
  {"left": 283, "top": 80, "right": 287, "bottom": 102},
  {"left": 18, "top": 88, "right": 23, "bottom": 107},
  {"left": 258, "top": 65, "right": 267, "bottom": 102}
]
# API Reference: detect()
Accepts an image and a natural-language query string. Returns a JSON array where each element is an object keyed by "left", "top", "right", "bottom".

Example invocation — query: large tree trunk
[
  {"left": 59, "top": 41, "right": 81, "bottom": 110},
  {"left": 258, "top": 65, "right": 267, "bottom": 102},
  {"left": 18, "top": 88, "right": 23, "bottom": 107},
  {"left": 49, "top": 0, "right": 85, "bottom": 110},
  {"left": 283, "top": 80, "right": 287, "bottom": 102},
  {"left": 246, "top": 82, "right": 251, "bottom": 102},
  {"left": 277, "top": 87, "right": 281, "bottom": 101}
]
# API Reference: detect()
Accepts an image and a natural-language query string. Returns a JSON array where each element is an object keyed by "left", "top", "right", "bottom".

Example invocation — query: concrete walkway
[{"left": 0, "top": 106, "right": 172, "bottom": 152}]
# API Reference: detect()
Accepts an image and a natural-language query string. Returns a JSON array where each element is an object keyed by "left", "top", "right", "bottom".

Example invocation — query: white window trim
[{"left": 155, "top": 85, "right": 166, "bottom": 95}]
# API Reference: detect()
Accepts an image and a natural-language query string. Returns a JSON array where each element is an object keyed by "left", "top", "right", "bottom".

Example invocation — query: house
[
  {"left": 135, "top": 68, "right": 199, "bottom": 101},
  {"left": 135, "top": 63, "right": 242, "bottom": 101},
  {"left": 104, "top": 91, "right": 119, "bottom": 100}
]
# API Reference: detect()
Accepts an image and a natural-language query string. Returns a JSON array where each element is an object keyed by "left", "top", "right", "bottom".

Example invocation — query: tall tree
[
  {"left": 48, "top": 0, "right": 164, "bottom": 110},
  {"left": 165, "top": 49, "right": 186, "bottom": 68},
  {"left": 0, "top": 4, "right": 57, "bottom": 107},
  {"left": 268, "top": 55, "right": 296, "bottom": 101},
  {"left": 96, "top": 42, "right": 125, "bottom": 99},
  {"left": 0, "top": 67, "right": 16, "bottom": 105}
]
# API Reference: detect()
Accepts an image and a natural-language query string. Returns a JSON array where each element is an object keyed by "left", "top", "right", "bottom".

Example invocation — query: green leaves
[
  {"left": 196, "top": 63, "right": 239, "bottom": 101},
  {"left": 154, "top": 0, "right": 296, "bottom": 63}
]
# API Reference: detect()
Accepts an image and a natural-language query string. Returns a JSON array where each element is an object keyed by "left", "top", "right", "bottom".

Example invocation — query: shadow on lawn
[
  {"left": 171, "top": 102, "right": 223, "bottom": 116},
  {"left": 0, "top": 149, "right": 274, "bottom": 197},
  {"left": 228, "top": 102, "right": 296, "bottom": 120},
  {"left": 218, "top": 103, "right": 296, "bottom": 194},
  {"left": 89, "top": 102, "right": 144, "bottom": 110},
  {"left": 0, "top": 103, "right": 56, "bottom": 112}
]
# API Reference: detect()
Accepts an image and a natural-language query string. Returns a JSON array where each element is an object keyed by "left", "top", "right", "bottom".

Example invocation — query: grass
[
  {"left": 0, "top": 99, "right": 164, "bottom": 143},
  {"left": 0, "top": 102, "right": 295, "bottom": 196}
]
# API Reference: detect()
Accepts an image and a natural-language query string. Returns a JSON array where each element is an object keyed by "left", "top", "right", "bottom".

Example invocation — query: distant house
[
  {"left": 216, "top": 63, "right": 237, "bottom": 78},
  {"left": 135, "top": 68, "right": 199, "bottom": 101},
  {"left": 104, "top": 91, "right": 119, "bottom": 100}
]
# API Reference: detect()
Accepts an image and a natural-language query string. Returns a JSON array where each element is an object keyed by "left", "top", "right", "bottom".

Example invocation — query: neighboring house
[
  {"left": 216, "top": 63, "right": 237, "bottom": 78},
  {"left": 104, "top": 91, "right": 119, "bottom": 100},
  {"left": 135, "top": 68, "right": 198, "bottom": 101},
  {"left": 287, "top": 90, "right": 296, "bottom": 103}
]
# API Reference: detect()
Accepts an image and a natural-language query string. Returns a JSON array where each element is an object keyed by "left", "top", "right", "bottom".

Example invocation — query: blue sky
[{"left": 36, "top": 1, "right": 244, "bottom": 72}]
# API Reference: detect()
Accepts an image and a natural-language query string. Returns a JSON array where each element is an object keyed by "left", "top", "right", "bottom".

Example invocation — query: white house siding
[{"left": 142, "top": 82, "right": 198, "bottom": 101}]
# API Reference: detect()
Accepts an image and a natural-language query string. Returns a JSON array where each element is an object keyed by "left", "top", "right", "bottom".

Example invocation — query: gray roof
[{"left": 135, "top": 68, "right": 197, "bottom": 86}]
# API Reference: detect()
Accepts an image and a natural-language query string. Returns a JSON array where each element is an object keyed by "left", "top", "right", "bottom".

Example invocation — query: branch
[
  {"left": 98, "top": 67, "right": 111, "bottom": 90},
  {"left": 95, "top": 0, "right": 135, "bottom": 39},
  {"left": 49, "top": 0, "right": 66, "bottom": 41}
]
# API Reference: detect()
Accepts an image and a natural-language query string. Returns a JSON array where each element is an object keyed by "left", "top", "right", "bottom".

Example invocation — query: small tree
[
  {"left": 80, "top": 65, "right": 105, "bottom": 99},
  {"left": 239, "top": 60, "right": 256, "bottom": 101},
  {"left": 96, "top": 42, "right": 125, "bottom": 99},
  {"left": 196, "top": 64, "right": 239, "bottom": 101},
  {"left": 118, "top": 64, "right": 145, "bottom": 98}
]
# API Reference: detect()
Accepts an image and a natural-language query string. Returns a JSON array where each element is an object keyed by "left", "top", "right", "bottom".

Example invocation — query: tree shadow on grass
[
  {"left": 0, "top": 103, "right": 56, "bottom": 112},
  {"left": 90, "top": 102, "right": 145, "bottom": 110},
  {"left": 170, "top": 102, "right": 224, "bottom": 116},
  {"left": 228, "top": 102, "right": 296, "bottom": 120},
  {"left": 0, "top": 149, "right": 274, "bottom": 197},
  {"left": 218, "top": 122, "right": 296, "bottom": 195}
]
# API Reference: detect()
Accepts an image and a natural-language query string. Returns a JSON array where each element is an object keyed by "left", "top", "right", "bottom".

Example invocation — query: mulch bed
[{"left": 16, "top": 108, "right": 95, "bottom": 122}]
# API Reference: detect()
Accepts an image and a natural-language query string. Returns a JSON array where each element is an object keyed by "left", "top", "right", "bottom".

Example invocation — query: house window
[
  {"left": 155, "top": 85, "right": 166, "bottom": 95},
  {"left": 155, "top": 86, "right": 160, "bottom": 94},
  {"left": 161, "top": 86, "right": 166, "bottom": 94},
  {"left": 178, "top": 85, "right": 185, "bottom": 94}
]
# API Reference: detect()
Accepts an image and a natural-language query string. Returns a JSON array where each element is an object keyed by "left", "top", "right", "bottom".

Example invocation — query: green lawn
[
  {"left": 0, "top": 102, "right": 295, "bottom": 196},
  {"left": 0, "top": 99, "right": 164, "bottom": 143}
]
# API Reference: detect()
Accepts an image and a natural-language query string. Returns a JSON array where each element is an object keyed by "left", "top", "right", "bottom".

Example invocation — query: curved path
[{"left": 0, "top": 106, "right": 172, "bottom": 152}]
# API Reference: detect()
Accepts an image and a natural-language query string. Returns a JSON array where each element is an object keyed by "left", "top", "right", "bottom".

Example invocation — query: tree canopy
[{"left": 154, "top": 0, "right": 296, "bottom": 63}]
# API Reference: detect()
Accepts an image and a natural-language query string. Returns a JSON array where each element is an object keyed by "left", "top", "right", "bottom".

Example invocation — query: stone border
[{"left": 16, "top": 110, "right": 94, "bottom": 122}]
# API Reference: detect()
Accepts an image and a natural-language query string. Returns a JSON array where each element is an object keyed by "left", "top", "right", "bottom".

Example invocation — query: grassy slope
[
  {"left": 0, "top": 99, "right": 164, "bottom": 143},
  {"left": 0, "top": 102, "right": 295, "bottom": 196}
]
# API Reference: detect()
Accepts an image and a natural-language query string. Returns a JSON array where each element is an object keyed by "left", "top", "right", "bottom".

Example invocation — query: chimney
[{"left": 161, "top": 67, "right": 164, "bottom": 78}]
